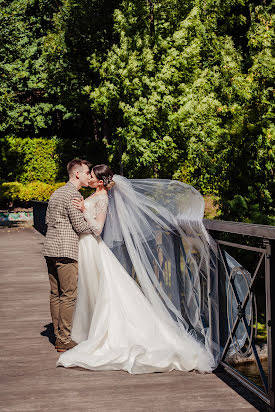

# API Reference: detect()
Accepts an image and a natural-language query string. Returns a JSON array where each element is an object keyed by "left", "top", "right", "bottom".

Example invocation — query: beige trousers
[{"left": 45, "top": 256, "right": 78, "bottom": 344}]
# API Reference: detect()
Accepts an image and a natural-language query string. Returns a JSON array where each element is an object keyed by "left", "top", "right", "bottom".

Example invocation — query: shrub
[
  {"left": 20, "top": 182, "right": 66, "bottom": 201},
  {"left": 0, "top": 181, "right": 66, "bottom": 203},
  {"left": 0, "top": 182, "right": 22, "bottom": 203},
  {"left": 0, "top": 137, "right": 62, "bottom": 184},
  {"left": 0, "top": 181, "right": 93, "bottom": 206}
]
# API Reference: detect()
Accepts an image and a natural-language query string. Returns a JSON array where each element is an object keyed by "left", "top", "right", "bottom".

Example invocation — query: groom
[{"left": 42, "top": 159, "right": 94, "bottom": 352}]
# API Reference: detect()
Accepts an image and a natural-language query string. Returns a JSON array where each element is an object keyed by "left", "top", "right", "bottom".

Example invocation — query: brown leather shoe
[
  {"left": 55, "top": 338, "right": 62, "bottom": 349},
  {"left": 56, "top": 340, "right": 77, "bottom": 352}
]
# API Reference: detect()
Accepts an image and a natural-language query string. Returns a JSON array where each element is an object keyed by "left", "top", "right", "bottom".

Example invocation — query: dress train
[{"left": 57, "top": 232, "right": 214, "bottom": 374}]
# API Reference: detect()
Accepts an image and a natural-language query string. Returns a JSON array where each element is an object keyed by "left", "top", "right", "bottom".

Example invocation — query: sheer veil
[{"left": 102, "top": 175, "right": 220, "bottom": 368}]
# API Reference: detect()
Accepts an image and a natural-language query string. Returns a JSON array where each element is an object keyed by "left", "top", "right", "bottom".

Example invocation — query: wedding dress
[{"left": 57, "top": 184, "right": 216, "bottom": 374}]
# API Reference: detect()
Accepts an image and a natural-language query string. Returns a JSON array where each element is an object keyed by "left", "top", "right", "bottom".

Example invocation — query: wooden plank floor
[{"left": 0, "top": 226, "right": 264, "bottom": 411}]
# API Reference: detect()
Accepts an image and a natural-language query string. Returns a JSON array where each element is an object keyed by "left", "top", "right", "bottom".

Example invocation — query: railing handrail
[{"left": 203, "top": 219, "right": 275, "bottom": 240}]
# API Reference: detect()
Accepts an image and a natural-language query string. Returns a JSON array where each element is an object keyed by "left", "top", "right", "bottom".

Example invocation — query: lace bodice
[{"left": 83, "top": 193, "right": 109, "bottom": 236}]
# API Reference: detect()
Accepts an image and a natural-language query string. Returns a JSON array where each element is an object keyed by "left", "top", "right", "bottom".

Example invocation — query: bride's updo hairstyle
[{"left": 92, "top": 164, "right": 115, "bottom": 190}]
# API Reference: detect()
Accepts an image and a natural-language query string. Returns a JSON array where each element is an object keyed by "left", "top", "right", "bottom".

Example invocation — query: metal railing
[{"left": 204, "top": 219, "right": 275, "bottom": 410}]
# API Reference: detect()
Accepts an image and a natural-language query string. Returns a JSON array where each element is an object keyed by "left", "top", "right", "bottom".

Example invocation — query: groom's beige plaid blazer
[{"left": 42, "top": 181, "right": 92, "bottom": 261}]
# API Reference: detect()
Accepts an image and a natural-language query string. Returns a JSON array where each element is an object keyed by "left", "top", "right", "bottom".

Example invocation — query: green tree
[
  {"left": 0, "top": 0, "right": 118, "bottom": 178},
  {"left": 0, "top": 0, "right": 61, "bottom": 137},
  {"left": 0, "top": 0, "right": 273, "bottom": 223},
  {"left": 42, "top": 0, "right": 120, "bottom": 139},
  {"left": 86, "top": 0, "right": 274, "bottom": 223}
]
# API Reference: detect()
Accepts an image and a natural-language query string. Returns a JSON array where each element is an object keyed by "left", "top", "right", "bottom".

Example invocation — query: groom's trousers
[{"left": 45, "top": 256, "right": 78, "bottom": 343}]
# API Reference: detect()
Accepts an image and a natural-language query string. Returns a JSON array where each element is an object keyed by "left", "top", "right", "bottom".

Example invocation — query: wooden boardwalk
[{"left": 0, "top": 226, "right": 265, "bottom": 411}]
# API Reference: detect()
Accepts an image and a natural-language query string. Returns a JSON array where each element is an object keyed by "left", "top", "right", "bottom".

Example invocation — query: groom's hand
[{"left": 72, "top": 196, "right": 85, "bottom": 212}]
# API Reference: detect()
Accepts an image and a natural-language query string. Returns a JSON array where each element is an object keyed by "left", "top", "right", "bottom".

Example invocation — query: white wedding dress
[{"left": 57, "top": 193, "right": 215, "bottom": 374}]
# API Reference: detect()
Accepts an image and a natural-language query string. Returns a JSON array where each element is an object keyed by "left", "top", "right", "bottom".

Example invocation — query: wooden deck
[{"left": 0, "top": 226, "right": 265, "bottom": 411}]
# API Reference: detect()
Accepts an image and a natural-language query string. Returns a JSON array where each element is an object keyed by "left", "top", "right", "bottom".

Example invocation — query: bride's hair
[{"left": 92, "top": 164, "right": 115, "bottom": 190}]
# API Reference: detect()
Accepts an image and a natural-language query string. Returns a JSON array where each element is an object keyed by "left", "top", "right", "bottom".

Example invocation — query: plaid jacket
[{"left": 42, "top": 181, "right": 92, "bottom": 261}]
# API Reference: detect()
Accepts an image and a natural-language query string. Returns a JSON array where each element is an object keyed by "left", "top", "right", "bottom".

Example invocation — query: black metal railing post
[
  {"left": 208, "top": 234, "right": 220, "bottom": 354},
  {"left": 265, "top": 239, "right": 275, "bottom": 410},
  {"left": 32, "top": 200, "right": 48, "bottom": 236}
]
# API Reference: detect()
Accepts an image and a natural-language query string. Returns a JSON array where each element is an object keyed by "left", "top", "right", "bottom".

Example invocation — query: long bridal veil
[{"left": 102, "top": 175, "right": 220, "bottom": 369}]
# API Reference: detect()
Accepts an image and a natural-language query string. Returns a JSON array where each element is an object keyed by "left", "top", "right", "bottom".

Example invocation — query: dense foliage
[
  {"left": 0, "top": 181, "right": 65, "bottom": 203},
  {"left": 0, "top": 0, "right": 274, "bottom": 223},
  {"left": 0, "top": 0, "right": 56, "bottom": 137},
  {"left": 0, "top": 137, "right": 61, "bottom": 183}
]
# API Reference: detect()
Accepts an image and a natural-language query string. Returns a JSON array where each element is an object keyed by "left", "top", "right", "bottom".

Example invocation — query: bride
[{"left": 57, "top": 164, "right": 218, "bottom": 374}]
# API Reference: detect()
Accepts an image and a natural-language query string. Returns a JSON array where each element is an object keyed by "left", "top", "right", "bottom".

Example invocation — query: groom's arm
[{"left": 67, "top": 199, "right": 94, "bottom": 235}]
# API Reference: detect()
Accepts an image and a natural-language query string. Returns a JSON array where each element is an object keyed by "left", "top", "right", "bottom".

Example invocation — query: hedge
[
  {"left": 0, "top": 181, "right": 66, "bottom": 202},
  {"left": 0, "top": 181, "right": 93, "bottom": 204},
  {"left": 0, "top": 136, "right": 62, "bottom": 184}
]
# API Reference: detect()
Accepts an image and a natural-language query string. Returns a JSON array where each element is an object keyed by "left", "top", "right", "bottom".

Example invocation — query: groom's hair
[{"left": 67, "top": 159, "right": 92, "bottom": 176}]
